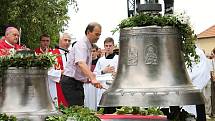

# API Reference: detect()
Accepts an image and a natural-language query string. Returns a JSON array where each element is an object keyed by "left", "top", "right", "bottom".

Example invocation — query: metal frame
[
  {"left": 127, "top": 0, "right": 175, "bottom": 16},
  {"left": 127, "top": 0, "right": 140, "bottom": 17}
]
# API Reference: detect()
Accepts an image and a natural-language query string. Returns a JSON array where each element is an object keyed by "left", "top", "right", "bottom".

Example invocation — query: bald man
[
  {"left": 48, "top": 33, "right": 71, "bottom": 107},
  {"left": 0, "top": 27, "right": 22, "bottom": 56}
]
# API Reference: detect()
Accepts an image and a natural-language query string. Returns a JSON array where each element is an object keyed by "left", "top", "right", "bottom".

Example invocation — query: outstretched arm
[{"left": 78, "top": 61, "right": 103, "bottom": 88}]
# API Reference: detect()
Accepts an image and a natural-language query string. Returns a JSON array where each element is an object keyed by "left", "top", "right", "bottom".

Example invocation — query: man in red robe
[
  {"left": 48, "top": 33, "right": 71, "bottom": 107},
  {"left": 0, "top": 27, "right": 22, "bottom": 56},
  {"left": 35, "top": 34, "right": 52, "bottom": 54}
]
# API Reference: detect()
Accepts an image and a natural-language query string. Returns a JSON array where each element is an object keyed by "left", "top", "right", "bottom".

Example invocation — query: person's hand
[
  {"left": 211, "top": 71, "right": 215, "bottom": 82},
  {"left": 102, "top": 65, "right": 115, "bottom": 74},
  {"left": 112, "top": 71, "right": 117, "bottom": 79},
  {"left": 91, "top": 80, "right": 103, "bottom": 89},
  {"left": 18, "top": 44, "right": 31, "bottom": 51}
]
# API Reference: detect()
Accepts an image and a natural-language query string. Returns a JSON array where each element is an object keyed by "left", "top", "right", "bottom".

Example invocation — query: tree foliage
[{"left": 0, "top": 0, "right": 78, "bottom": 49}]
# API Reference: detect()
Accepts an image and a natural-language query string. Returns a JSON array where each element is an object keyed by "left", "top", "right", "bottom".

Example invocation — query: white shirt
[{"left": 63, "top": 36, "right": 92, "bottom": 82}]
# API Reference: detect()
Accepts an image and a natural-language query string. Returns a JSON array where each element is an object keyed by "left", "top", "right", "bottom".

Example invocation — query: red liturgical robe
[
  {"left": 51, "top": 49, "right": 68, "bottom": 107},
  {"left": 0, "top": 39, "right": 21, "bottom": 56},
  {"left": 35, "top": 47, "right": 52, "bottom": 54}
]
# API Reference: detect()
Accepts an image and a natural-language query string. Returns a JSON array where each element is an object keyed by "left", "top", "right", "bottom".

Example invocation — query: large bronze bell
[
  {"left": 99, "top": 26, "right": 204, "bottom": 107},
  {"left": 0, "top": 67, "right": 58, "bottom": 121}
]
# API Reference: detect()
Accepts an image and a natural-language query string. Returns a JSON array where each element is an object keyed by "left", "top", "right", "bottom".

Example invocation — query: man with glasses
[
  {"left": 0, "top": 27, "right": 22, "bottom": 56},
  {"left": 35, "top": 34, "right": 52, "bottom": 54}
]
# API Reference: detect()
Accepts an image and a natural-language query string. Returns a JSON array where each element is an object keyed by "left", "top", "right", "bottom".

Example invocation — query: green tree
[{"left": 0, "top": 0, "right": 78, "bottom": 49}]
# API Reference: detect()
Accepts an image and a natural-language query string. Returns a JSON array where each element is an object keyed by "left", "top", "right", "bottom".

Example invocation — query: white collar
[{"left": 5, "top": 40, "right": 15, "bottom": 48}]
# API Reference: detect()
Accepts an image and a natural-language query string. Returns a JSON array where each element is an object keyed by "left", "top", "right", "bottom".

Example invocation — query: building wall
[{"left": 197, "top": 37, "right": 215, "bottom": 55}]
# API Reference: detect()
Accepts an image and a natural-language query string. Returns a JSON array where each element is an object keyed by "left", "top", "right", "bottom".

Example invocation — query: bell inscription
[
  {"left": 144, "top": 43, "right": 158, "bottom": 65},
  {"left": 128, "top": 47, "right": 138, "bottom": 66}
]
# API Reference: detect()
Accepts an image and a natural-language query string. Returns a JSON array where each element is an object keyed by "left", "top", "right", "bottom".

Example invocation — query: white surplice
[
  {"left": 94, "top": 55, "right": 119, "bottom": 107},
  {"left": 47, "top": 49, "right": 67, "bottom": 106},
  {"left": 183, "top": 46, "right": 211, "bottom": 116}
]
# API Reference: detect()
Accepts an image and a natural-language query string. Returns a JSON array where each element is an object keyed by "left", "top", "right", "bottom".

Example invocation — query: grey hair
[
  {"left": 5, "top": 27, "right": 18, "bottom": 35},
  {"left": 60, "top": 33, "right": 71, "bottom": 40}
]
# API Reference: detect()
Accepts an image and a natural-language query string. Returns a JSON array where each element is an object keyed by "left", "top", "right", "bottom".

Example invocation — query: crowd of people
[{"left": 0, "top": 23, "right": 118, "bottom": 111}]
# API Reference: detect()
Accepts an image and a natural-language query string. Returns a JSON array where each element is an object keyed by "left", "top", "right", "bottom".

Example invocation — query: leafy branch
[
  {"left": 114, "top": 106, "right": 163, "bottom": 115},
  {"left": 0, "top": 51, "right": 57, "bottom": 69},
  {"left": 46, "top": 105, "right": 101, "bottom": 121}
]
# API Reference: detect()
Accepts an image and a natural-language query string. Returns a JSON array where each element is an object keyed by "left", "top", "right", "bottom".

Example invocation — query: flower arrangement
[
  {"left": 114, "top": 13, "right": 198, "bottom": 67},
  {"left": 0, "top": 50, "right": 56, "bottom": 69}
]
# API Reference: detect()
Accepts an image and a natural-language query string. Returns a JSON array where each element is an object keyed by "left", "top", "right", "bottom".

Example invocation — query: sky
[{"left": 65, "top": 0, "right": 215, "bottom": 48}]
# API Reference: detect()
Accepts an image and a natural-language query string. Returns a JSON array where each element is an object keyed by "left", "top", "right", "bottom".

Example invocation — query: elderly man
[
  {"left": 48, "top": 33, "right": 71, "bottom": 107},
  {"left": 60, "top": 22, "right": 103, "bottom": 106},
  {"left": 0, "top": 27, "right": 22, "bottom": 56}
]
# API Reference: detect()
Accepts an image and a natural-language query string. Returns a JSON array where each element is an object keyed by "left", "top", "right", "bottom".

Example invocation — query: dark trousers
[{"left": 60, "top": 75, "right": 84, "bottom": 106}]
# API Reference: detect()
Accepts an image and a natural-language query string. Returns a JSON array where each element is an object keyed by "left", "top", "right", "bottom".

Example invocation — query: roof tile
[{"left": 197, "top": 25, "right": 215, "bottom": 39}]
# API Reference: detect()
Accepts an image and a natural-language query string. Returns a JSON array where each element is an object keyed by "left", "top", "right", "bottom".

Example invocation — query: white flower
[
  {"left": 174, "top": 10, "right": 190, "bottom": 24},
  {"left": 9, "top": 48, "right": 16, "bottom": 55}
]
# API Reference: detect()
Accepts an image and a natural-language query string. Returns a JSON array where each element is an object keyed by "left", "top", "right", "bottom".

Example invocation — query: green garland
[
  {"left": 0, "top": 51, "right": 56, "bottom": 69},
  {"left": 1, "top": 105, "right": 193, "bottom": 121},
  {"left": 114, "top": 106, "right": 163, "bottom": 115},
  {"left": 46, "top": 106, "right": 166, "bottom": 121},
  {"left": 46, "top": 106, "right": 101, "bottom": 121},
  {"left": 117, "top": 13, "right": 199, "bottom": 67}
]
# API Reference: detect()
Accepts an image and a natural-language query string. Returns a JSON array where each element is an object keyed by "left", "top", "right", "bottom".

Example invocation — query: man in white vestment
[
  {"left": 183, "top": 46, "right": 211, "bottom": 116},
  {"left": 93, "top": 37, "right": 119, "bottom": 109}
]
